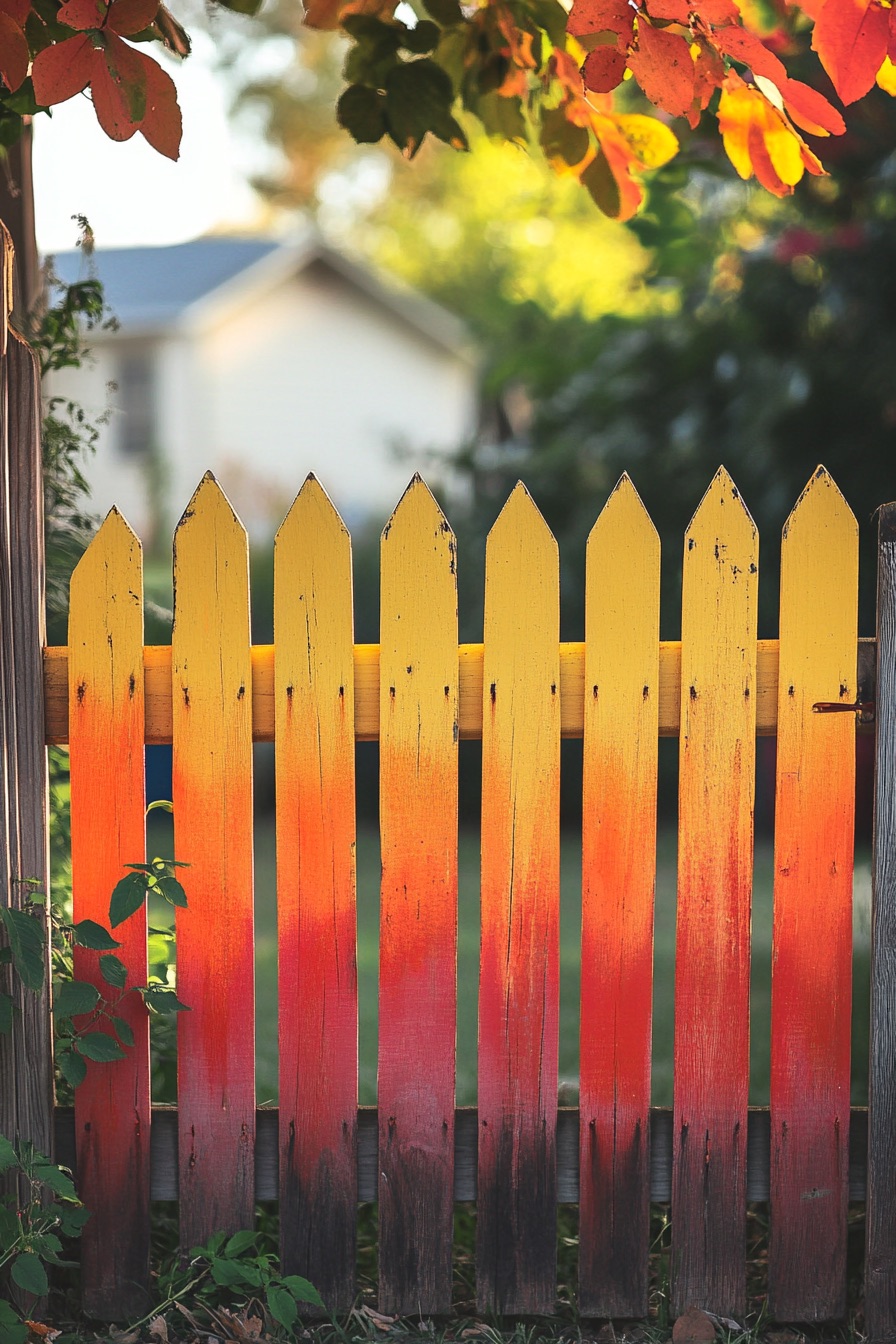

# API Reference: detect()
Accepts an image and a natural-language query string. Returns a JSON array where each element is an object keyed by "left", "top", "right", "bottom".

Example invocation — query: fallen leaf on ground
[{"left": 672, "top": 1306, "right": 716, "bottom": 1342}]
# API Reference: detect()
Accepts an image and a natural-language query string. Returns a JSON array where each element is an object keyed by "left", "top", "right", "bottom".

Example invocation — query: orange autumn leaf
[
  {"left": 31, "top": 33, "right": 95, "bottom": 103},
  {"left": 628, "top": 18, "right": 696, "bottom": 116},
  {"left": 0, "top": 7, "right": 28, "bottom": 90},
  {"left": 812, "top": 0, "right": 890, "bottom": 103},
  {"left": 713, "top": 24, "right": 789, "bottom": 82},
  {"left": 583, "top": 43, "right": 628, "bottom": 91},
  {"left": 568, "top": 0, "right": 635, "bottom": 45},
  {"left": 775, "top": 75, "right": 846, "bottom": 134},
  {"left": 717, "top": 71, "right": 824, "bottom": 194}
]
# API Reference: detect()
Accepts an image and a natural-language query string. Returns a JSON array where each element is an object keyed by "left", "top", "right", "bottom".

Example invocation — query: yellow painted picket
[
  {"left": 769, "top": 467, "right": 857, "bottom": 1320},
  {"left": 274, "top": 476, "right": 357, "bottom": 1309},
  {"left": 378, "top": 477, "right": 459, "bottom": 1315},
  {"left": 580, "top": 475, "right": 659, "bottom": 1318},
  {"left": 171, "top": 473, "right": 255, "bottom": 1248}
]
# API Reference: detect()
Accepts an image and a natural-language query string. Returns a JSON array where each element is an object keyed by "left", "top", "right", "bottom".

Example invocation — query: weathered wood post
[
  {"left": 866, "top": 500, "right": 896, "bottom": 1342},
  {"left": 0, "top": 225, "right": 52, "bottom": 1155}
]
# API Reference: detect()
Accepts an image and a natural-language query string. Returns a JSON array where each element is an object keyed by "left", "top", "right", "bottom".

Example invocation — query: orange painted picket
[
  {"left": 768, "top": 468, "right": 857, "bottom": 1320},
  {"left": 274, "top": 477, "right": 358, "bottom": 1309},
  {"left": 68, "top": 510, "right": 150, "bottom": 1318},
  {"left": 52, "top": 464, "right": 895, "bottom": 1331},
  {"left": 171, "top": 474, "right": 256, "bottom": 1248}
]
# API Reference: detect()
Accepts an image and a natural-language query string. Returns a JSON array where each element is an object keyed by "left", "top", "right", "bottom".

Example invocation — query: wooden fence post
[
  {"left": 0, "top": 224, "right": 53, "bottom": 1158},
  {"left": 865, "top": 500, "right": 896, "bottom": 1342}
]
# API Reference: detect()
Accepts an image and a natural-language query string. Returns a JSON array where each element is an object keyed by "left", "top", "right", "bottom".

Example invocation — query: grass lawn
[{"left": 247, "top": 815, "right": 873, "bottom": 1110}]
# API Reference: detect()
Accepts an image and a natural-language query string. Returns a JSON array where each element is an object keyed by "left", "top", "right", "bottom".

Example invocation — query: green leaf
[
  {"left": 210, "top": 1255, "right": 261, "bottom": 1287},
  {"left": 422, "top": 0, "right": 463, "bottom": 24},
  {"left": 539, "top": 106, "right": 590, "bottom": 168},
  {"left": 402, "top": 19, "right": 440, "bottom": 53},
  {"left": 0, "top": 1133, "right": 18, "bottom": 1173},
  {"left": 0, "top": 946, "right": 12, "bottom": 964},
  {"left": 475, "top": 91, "right": 528, "bottom": 142},
  {"left": 141, "top": 986, "right": 189, "bottom": 1014},
  {"left": 29, "top": 1233, "right": 63, "bottom": 1260},
  {"left": 53, "top": 980, "right": 99, "bottom": 1018},
  {"left": 266, "top": 1285, "right": 298, "bottom": 1329},
  {"left": 11, "top": 1252, "right": 48, "bottom": 1296},
  {"left": 76, "top": 1031, "right": 126, "bottom": 1062},
  {"left": 0, "top": 1300, "right": 29, "bottom": 1344},
  {"left": 0, "top": 991, "right": 15, "bottom": 1034},
  {"left": 109, "top": 872, "right": 148, "bottom": 927},
  {"left": 157, "top": 876, "right": 188, "bottom": 908},
  {"left": 99, "top": 954, "right": 128, "bottom": 989},
  {"left": 0, "top": 906, "right": 46, "bottom": 991},
  {"left": 56, "top": 1203, "right": 91, "bottom": 1235},
  {"left": 33, "top": 1162, "right": 78, "bottom": 1200},
  {"left": 145, "top": 799, "right": 174, "bottom": 814},
  {"left": 281, "top": 1274, "right": 325, "bottom": 1307},
  {"left": 192, "top": 1230, "right": 227, "bottom": 1258},
  {"left": 57, "top": 1049, "right": 87, "bottom": 1089},
  {"left": 385, "top": 59, "right": 455, "bottom": 155},
  {"left": 72, "top": 919, "right": 121, "bottom": 950},
  {"left": 109, "top": 1015, "right": 135, "bottom": 1048},
  {"left": 337, "top": 84, "right": 388, "bottom": 144},
  {"left": 225, "top": 1229, "right": 258, "bottom": 1257}
]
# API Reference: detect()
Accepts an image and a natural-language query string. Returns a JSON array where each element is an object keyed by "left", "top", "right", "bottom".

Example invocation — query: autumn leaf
[
  {"left": 91, "top": 33, "right": 148, "bottom": 138},
  {"left": 774, "top": 75, "right": 846, "bottom": 134},
  {"left": 0, "top": 9, "right": 29, "bottom": 91},
  {"left": 690, "top": 38, "right": 725, "bottom": 125},
  {"left": 713, "top": 24, "right": 788, "bottom": 83},
  {"left": 717, "top": 70, "right": 824, "bottom": 194},
  {"left": 56, "top": 0, "right": 107, "bottom": 29},
  {"left": 108, "top": 0, "right": 161, "bottom": 36},
  {"left": 582, "top": 43, "right": 627, "bottom": 91},
  {"left": 644, "top": 0, "right": 691, "bottom": 23},
  {"left": 877, "top": 52, "right": 896, "bottom": 93},
  {"left": 812, "top": 0, "right": 890, "bottom": 104},
  {"left": 567, "top": 0, "right": 634, "bottom": 47},
  {"left": 607, "top": 110, "right": 679, "bottom": 167},
  {"left": 32, "top": 33, "right": 95, "bottom": 104},
  {"left": 138, "top": 50, "right": 181, "bottom": 158},
  {"left": 628, "top": 19, "right": 696, "bottom": 117}
]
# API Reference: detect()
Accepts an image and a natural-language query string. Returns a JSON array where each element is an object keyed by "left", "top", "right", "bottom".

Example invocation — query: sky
[{"left": 32, "top": 34, "right": 263, "bottom": 256}]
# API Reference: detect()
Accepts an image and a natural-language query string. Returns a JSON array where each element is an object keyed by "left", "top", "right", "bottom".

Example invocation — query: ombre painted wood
[
  {"left": 172, "top": 474, "right": 255, "bottom": 1247},
  {"left": 274, "top": 477, "right": 357, "bottom": 1309},
  {"left": 672, "top": 470, "right": 758, "bottom": 1318},
  {"left": 377, "top": 479, "right": 458, "bottom": 1315},
  {"left": 769, "top": 469, "right": 857, "bottom": 1322},
  {"left": 477, "top": 484, "right": 560, "bottom": 1315},
  {"left": 865, "top": 501, "right": 896, "bottom": 1343},
  {"left": 68, "top": 510, "right": 150, "bottom": 1319},
  {"left": 579, "top": 476, "right": 659, "bottom": 1319}
]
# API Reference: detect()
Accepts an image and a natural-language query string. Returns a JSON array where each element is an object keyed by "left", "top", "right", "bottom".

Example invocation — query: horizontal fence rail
[{"left": 32, "top": 466, "right": 896, "bottom": 1332}]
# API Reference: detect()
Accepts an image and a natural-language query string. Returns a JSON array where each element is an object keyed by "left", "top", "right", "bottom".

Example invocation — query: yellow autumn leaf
[
  {"left": 877, "top": 54, "right": 896, "bottom": 95},
  {"left": 601, "top": 113, "right": 679, "bottom": 169}
]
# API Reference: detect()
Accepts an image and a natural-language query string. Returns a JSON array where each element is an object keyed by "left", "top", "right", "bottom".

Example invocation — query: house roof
[{"left": 49, "top": 233, "right": 473, "bottom": 359}]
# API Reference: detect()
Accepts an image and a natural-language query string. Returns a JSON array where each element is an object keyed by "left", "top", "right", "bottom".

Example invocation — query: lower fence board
[{"left": 54, "top": 1106, "right": 871, "bottom": 1206}]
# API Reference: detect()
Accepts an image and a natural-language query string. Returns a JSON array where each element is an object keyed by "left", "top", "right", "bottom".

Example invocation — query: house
[{"left": 49, "top": 233, "right": 479, "bottom": 545}]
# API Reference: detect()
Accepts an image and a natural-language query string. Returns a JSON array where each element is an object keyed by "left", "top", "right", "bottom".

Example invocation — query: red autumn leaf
[
  {"left": 568, "top": 0, "right": 634, "bottom": 43},
  {"left": 0, "top": 10, "right": 28, "bottom": 90},
  {"left": 645, "top": 0, "right": 692, "bottom": 24},
  {"left": 138, "top": 49, "right": 181, "bottom": 158},
  {"left": 31, "top": 32, "right": 95, "bottom": 104},
  {"left": 583, "top": 43, "right": 628, "bottom": 91},
  {"left": 582, "top": 145, "right": 644, "bottom": 219},
  {"left": 90, "top": 33, "right": 147, "bottom": 139},
  {"left": 693, "top": 0, "right": 741, "bottom": 23},
  {"left": 779, "top": 75, "right": 846, "bottom": 134},
  {"left": 57, "top": 0, "right": 108, "bottom": 29},
  {"left": 690, "top": 37, "right": 725, "bottom": 124},
  {"left": 107, "top": 0, "right": 160, "bottom": 35},
  {"left": 713, "top": 25, "right": 788, "bottom": 83},
  {"left": 812, "top": 0, "right": 890, "bottom": 103},
  {"left": 891, "top": 8, "right": 896, "bottom": 62},
  {"left": 628, "top": 19, "right": 695, "bottom": 117},
  {"left": 717, "top": 71, "right": 825, "bottom": 195},
  {"left": 0, "top": 0, "right": 30, "bottom": 25}
]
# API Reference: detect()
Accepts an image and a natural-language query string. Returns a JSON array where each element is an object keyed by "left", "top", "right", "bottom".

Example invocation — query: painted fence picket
[
  {"left": 68, "top": 509, "right": 150, "bottom": 1318},
  {"left": 275, "top": 476, "right": 357, "bottom": 1309},
  {"left": 477, "top": 483, "right": 560, "bottom": 1315},
  {"left": 672, "top": 469, "right": 758, "bottom": 1318},
  {"left": 866, "top": 500, "right": 896, "bottom": 1343},
  {"left": 378, "top": 477, "right": 459, "bottom": 1315},
  {"left": 769, "top": 468, "right": 857, "bottom": 1321},
  {"left": 579, "top": 475, "right": 659, "bottom": 1319},
  {"left": 172, "top": 473, "right": 255, "bottom": 1247}
]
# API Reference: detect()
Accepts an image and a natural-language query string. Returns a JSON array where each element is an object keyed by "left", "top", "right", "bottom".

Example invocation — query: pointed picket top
[
  {"left": 70, "top": 506, "right": 143, "bottom": 608},
  {"left": 487, "top": 480, "right": 558, "bottom": 570},
  {"left": 685, "top": 466, "right": 757, "bottom": 554},
  {"left": 175, "top": 470, "right": 247, "bottom": 539},
  {"left": 587, "top": 472, "right": 659, "bottom": 564},
  {"left": 276, "top": 473, "right": 350, "bottom": 552},
  {"left": 782, "top": 464, "right": 857, "bottom": 550},
  {"left": 382, "top": 473, "right": 454, "bottom": 551}
]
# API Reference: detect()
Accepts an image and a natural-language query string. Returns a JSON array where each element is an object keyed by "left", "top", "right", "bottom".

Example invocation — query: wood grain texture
[
  {"left": 43, "top": 638, "right": 877, "bottom": 746},
  {"left": 0, "top": 269, "right": 53, "bottom": 1309},
  {"left": 378, "top": 478, "right": 458, "bottom": 1315},
  {"left": 769, "top": 468, "right": 857, "bottom": 1322},
  {"left": 172, "top": 474, "right": 255, "bottom": 1247},
  {"left": 866, "top": 500, "right": 896, "bottom": 1343},
  {"left": 275, "top": 477, "right": 357, "bottom": 1311},
  {"left": 672, "top": 469, "right": 758, "bottom": 1319},
  {"left": 579, "top": 475, "right": 659, "bottom": 1319},
  {"left": 69, "top": 511, "right": 150, "bottom": 1319},
  {"left": 477, "top": 484, "right": 560, "bottom": 1315}
]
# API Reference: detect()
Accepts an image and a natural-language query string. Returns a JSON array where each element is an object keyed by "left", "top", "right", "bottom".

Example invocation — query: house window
[{"left": 117, "top": 348, "right": 156, "bottom": 457}]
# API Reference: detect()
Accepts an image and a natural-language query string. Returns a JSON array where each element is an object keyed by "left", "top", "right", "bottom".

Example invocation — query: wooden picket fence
[{"left": 3, "top": 234, "right": 896, "bottom": 1337}]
